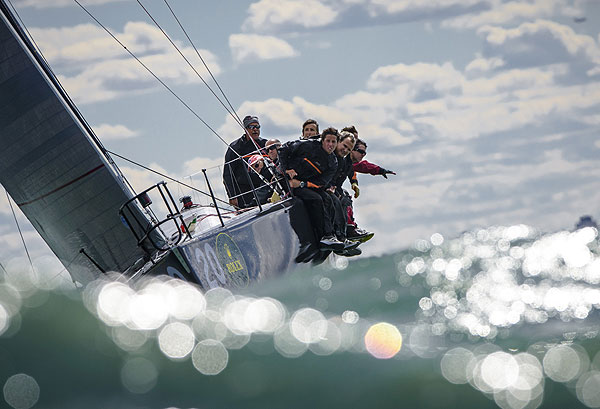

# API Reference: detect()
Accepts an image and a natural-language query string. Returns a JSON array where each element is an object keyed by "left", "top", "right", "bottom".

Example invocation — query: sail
[{"left": 0, "top": 4, "right": 154, "bottom": 284}]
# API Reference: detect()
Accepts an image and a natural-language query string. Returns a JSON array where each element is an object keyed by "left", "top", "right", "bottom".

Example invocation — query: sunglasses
[
  {"left": 354, "top": 148, "right": 366, "bottom": 155},
  {"left": 247, "top": 124, "right": 260, "bottom": 130},
  {"left": 252, "top": 162, "right": 262, "bottom": 168},
  {"left": 267, "top": 145, "right": 280, "bottom": 151}
]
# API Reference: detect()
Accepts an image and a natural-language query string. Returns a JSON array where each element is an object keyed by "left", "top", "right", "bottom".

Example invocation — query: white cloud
[
  {"left": 31, "top": 22, "right": 182, "bottom": 66},
  {"left": 229, "top": 34, "right": 299, "bottom": 64},
  {"left": 367, "top": 62, "right": 463, "bottom": 94},
  {"left": 352, "top": 141, "right": 600, "bottom": 254},
  {"left": 365, "top": 0, "right": 487, "bottom": 18},
  {"left": 465, "top": 56, "right": 505, "bottom": 74},
  {"left": 219, "top": 48, "right": 600, "bottom": 147},
  {"left": 94, "top": 124, "right": 138, "bottom": 141},
  {"left": 242, "top": 0, "right": 338, "bottom": 32},
  {"left": 180, "top": 157, "right": 224, "bottom": 179},
  {"left": 443, "top": 0, "right": 560, "bottom": 29},
  {"left": 242, "top": 0, "right": 497, "bottom": 33},
  {"left": 477, "top": 20, "right": 600, "bottom": 74},
  {"left": 29, "top": 22, "right": 221, "bottom": 104},
  {"left": 0, "top": 192, "right": 11, "bottom": 216}
]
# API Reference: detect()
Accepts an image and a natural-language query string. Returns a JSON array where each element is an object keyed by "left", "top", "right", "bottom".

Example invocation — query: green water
[{"left": 1, "top": 225, "right": 599, "bottom": 408}]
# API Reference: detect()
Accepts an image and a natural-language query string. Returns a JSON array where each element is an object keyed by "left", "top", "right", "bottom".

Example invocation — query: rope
[
  {"left": 162, "top": 0, "right": 243, "bottom": 127},
  {"left": 5, "top": 189, "right": 34, "bottom": 271},
  {"left": 72, "top": 0, "right": 268, "bottom": 185},
  {"left": 39, "top": 251, "right": 83, "bottom": 289},
  {"left": 136, "top": 0, "right": 244, "bottom": 129},
  {"left": 6, "top": 0, "right": 141, "bottom": 204},
  {"left": 72, "top": 0, "right": 230, "bottom": 149},
  {"left": 133, "top": 0, "right": 276, "bottom": 190},
  {"left": 106, "top": 149, "right": 233, "bottom": 207}
]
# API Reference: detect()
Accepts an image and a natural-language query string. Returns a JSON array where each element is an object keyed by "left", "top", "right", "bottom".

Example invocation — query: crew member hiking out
[
  {"left": 301, "top": 118, "right": 320, "bottom": 140},
  {"left": 329, "top": 130, "right": 362, "bottom": 256},
  {"left": 342, "top": 126, "right": 395, "bottom": 241},
  {"left": 223, "top": 115, "right": 267, "bottom": 209},
  {"left": 278, "top": 127, "right": 344, "bottom": 251}
]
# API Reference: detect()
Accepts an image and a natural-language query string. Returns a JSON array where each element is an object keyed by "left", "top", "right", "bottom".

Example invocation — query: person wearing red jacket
[
  {"left": 341, "top": 126, "right": 396, "bottom": 240},
  {"left": 348, "top": 136, "right": 396, "bottom": 178}
]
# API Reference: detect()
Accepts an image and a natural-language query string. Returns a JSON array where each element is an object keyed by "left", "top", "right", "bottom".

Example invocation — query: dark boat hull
[{"left": 143, "top": 197, "right": 318, "bottom": 290}]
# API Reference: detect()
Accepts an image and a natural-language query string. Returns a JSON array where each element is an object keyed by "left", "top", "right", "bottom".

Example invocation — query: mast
[{"left": 0, "top": 1, "right": 158, "bottom": 284}]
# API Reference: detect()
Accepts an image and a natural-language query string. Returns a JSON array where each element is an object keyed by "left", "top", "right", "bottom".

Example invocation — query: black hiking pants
[
  {"left": 293, "top": 187, "right": 334, "bottom": 240},
  {"left": 329, "top": 192, "right": 347, "bottom": 240}
]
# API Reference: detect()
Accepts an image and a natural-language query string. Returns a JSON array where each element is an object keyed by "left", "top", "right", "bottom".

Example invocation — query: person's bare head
[
  {"left": 302, "top": 119, "right": 319, "bottom": 139},
  {"left": 336, "top": 131, "right": 356, "bottom": 158},
  {"left": 341, "top": 125, "right": 358, "bottom": 139},
  {"left": 320, "top": 127, "right": 339, "bottom": 154}
]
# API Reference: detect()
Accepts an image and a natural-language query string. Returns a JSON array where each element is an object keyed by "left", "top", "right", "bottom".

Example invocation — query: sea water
[{"left": 0, "top": 225, "right": 599, "bottom": 409}]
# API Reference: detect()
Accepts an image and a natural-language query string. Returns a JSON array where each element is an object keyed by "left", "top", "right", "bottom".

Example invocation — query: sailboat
[{"left": 0, "top": 1, "right": 321, "bottom": 289}]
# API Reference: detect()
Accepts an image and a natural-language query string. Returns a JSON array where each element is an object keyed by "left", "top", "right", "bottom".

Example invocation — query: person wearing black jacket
[
  {"left": 223, "top": 116, "right": 266, "bottom": 209},
  {"left": 278, "top": 127, "right": 343, "bottom": 250},
  {"left": 329, "top": 131, "right": 359, "bottom": 248},
  {"left": 301, "top": 118, "right": 319, "bottom": 140}
]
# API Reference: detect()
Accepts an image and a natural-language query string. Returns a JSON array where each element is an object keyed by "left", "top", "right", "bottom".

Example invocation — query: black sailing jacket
[
  {"left": 222, "top": 134, "right": 266, "bottom": 207},
  {"left": 278, "top": 139, "right": 338, "bottom": 189},
  {"left": 332, "top": 154, "right": 357, "bottom": 191}
]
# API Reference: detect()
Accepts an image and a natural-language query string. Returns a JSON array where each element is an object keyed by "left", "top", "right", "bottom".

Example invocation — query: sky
[{"left": 1, "top": 0, "right": 600, "bottom": 270}]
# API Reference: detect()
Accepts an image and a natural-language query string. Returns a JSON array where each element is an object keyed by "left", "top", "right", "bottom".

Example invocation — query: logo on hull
[{"left": 215, "top": 233, "right": 249, "bottom": 287}]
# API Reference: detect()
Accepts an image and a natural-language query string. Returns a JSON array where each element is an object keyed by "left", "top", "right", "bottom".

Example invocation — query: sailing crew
[
  {"left": 341, "top": 126, "right": 394, "bottom": 240},
  {"left": 343, "top": 126, "right": 396, "bottom": 179},
  {"left": 301, "top": 119, "right": 320, "bottom": 139},
  {"left": 264, "top": 138, "right": 288, "bottom": 201},
  {"left": 265, "top": 139, "right": 282, "bottom": 164},
  {"left": 223, "top": 115, "right": 267, "bottom": 209},
  {"left": 278, "top": 127, "right": 344, "bottom": 251},
  {"left": 247, "top": 154, "right": 273, "bottom": 205},
  {"left": 328, "top": 131, "right": 362, "bottom": 255}
]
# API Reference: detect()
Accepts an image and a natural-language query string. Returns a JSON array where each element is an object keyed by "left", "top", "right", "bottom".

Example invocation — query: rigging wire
[
  {"left": 106, "top": 150, "right": 232, "bottom": 207},
  {"left": 72, "top": 0, "right": 273, "bottom": 192},
  {"left": 5, "top": 189, "right": 34, "bottom": 272},
  {"left": 135, "top": 0, "right": 244, "bottom": 129},
  {"left": 6, "top": 0, "right": 49, "bottom": 68},
  {"left": 72, "top": 0, "right": 231, "bottom": 150},
  {"left": 6, "top": 0, "right": 141, "bottom": 203},
  {"left": 134, "top": 0, "right": 275, "bottom": 194},
  {"left": 161, "top": 0, "right": 242, "bottom": 126}
]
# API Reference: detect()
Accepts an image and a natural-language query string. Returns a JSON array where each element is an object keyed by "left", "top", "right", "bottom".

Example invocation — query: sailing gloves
[
  {"left": 379, "top": 168, "right": 396, "bottom": 179},
  {"left": 351, "top": 183, "right": 360, "bottom": 198}
]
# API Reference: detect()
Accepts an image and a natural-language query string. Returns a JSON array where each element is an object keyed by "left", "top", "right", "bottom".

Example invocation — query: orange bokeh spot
[{"left": 364, "top": 322, "right": 403, "bottom": 359}]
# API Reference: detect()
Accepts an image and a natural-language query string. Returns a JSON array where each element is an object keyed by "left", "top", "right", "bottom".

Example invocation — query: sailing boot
[
  {"left": 295, "top": 242, "right": 320, "bottom": 263},
  {"left": 334, "top": 239, "right": 360, "bottom": 255},
  {"left": 319, "top": 235, "right": 345, "bottom": 251},
  {"left": 347, "top": 225, "right": 374, "bottom": 243},
  {"left": 342, "top": 247, "right": 362, "bottom": 257}
]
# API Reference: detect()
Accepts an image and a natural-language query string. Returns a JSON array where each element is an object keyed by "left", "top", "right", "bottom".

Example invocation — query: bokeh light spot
[
  {"left": 441, "top": 347, "right": 475, "bottom": 384},
  {"left": 192, "top": 339, "right": 229, "bottom": 375},
  {"left": 120, "top": 357, "right": 158, "bottom": 394},
  {"left": 364, "top": 322, "right": 402, "bottom": 359},
  {"left": 3, "top": 374, "right": 39, "bottom": 409},
  {"left": 158, "top": 322, "right": 195, "bottom": 359},
  {"left": 543, "top": 345, "right": 582, "bottom": 383}
]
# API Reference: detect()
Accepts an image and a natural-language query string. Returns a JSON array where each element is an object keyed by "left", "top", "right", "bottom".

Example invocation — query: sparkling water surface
[{"left": 1, "top": 225, "right": 599, "bottom": 408}]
